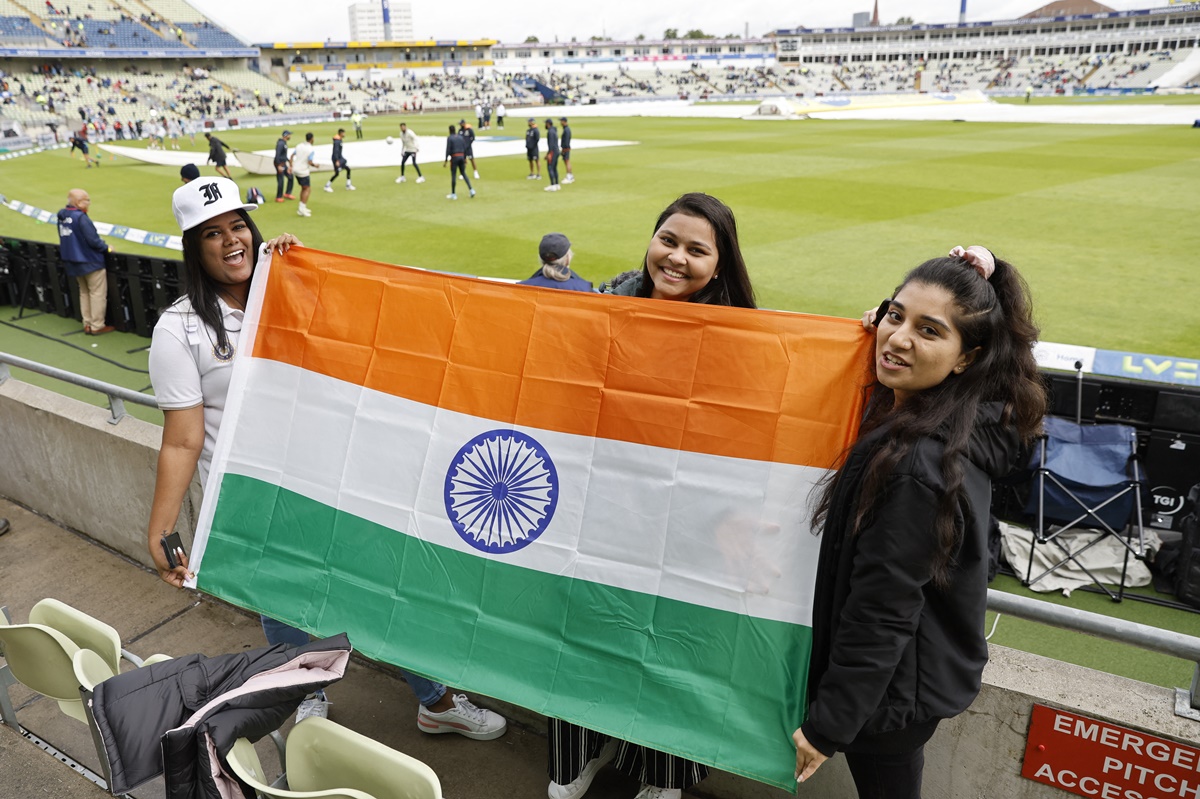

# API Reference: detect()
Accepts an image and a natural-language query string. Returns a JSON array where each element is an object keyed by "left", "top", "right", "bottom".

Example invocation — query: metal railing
[
  {"left": 0, "top": 352, "right": 157, "bottom": 424},
  {"left": 987, "top": 589, "right": 1200, "bottom": 719}
]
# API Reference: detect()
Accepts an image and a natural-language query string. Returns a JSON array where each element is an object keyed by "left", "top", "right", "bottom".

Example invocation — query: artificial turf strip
[{"left": 988, "top": 573, "right": 1200, "bottom": 691}]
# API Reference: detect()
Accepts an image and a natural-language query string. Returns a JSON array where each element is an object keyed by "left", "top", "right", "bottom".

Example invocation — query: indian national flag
[{"left": 189, "top": 247, "right": 872, "bottom": 789}]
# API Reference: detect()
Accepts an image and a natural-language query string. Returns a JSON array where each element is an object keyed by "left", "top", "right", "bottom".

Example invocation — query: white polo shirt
[{"left": 149, "top": 296, "right": 243, "bottom": 488}]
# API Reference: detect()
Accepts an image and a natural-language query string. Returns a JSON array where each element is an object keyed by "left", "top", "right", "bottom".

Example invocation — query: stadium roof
[{"left": 1020, "top": 0, "right": 1116, "bottom": 18}]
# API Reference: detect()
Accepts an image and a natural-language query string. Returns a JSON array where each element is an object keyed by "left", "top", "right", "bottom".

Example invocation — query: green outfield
[
  {"left": 2, "top": 111, "right": 1198, "bottom": 359},
  {"left": 3, "top": 111, "right": 1200, "bottom": 690}
]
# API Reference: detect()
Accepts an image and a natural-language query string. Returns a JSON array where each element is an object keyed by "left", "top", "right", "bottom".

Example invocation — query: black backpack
[{"left": 1174, "top": 483, "right": 1200, "bottom": 608}]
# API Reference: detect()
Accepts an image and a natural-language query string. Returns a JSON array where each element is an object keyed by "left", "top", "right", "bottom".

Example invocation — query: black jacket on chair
[
  {"left": 89, "top": 633, "right": 351, "bottom": 797},
  {"left": 801, "top": 403, "right": 1019, "bottom": 756}
]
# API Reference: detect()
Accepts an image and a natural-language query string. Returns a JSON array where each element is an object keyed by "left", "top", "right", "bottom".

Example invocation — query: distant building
[
  {"left": 348, "top": 1, "right": 414, "bottom": 42},
  {"left": 387, "top": 1, "right": 415, "bottom": 40},
  {"left": 852, "top": 12, "right": 871, "bottom": 27},
  {"left": 1021, "top": 0, "right": 1115, "bottom": 17}
]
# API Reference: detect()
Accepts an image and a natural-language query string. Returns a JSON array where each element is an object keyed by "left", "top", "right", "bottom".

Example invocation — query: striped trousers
[{"left": 547, "top": 718, "right": 708, "bottom": 790}]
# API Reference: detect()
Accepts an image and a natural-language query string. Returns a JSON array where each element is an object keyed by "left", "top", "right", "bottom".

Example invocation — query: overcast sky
[{"left": 188, "top": 0, "right": 1158, "bottom": 45}]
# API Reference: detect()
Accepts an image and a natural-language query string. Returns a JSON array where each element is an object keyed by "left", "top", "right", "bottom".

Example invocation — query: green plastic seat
[
  {"left": 0, "top": 617, "right": 87, "bottom": 721},
  {"left": 226, "top": 716, "right": 442, "bottom": 799}
]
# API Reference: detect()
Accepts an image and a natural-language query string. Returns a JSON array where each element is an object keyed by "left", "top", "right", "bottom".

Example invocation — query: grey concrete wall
[
  {"left": 3, "top": 379, "right": 1200, "bottom": 799},
  {"left": 0, "top": 378, "right": 202, "bottom": 567}
]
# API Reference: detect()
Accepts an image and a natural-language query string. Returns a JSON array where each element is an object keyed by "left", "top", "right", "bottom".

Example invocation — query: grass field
[{"left": 4, "top": 109, "right": 1200, "bottom": 689}]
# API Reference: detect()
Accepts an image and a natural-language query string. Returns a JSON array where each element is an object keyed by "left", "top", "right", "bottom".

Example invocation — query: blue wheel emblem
[{"left": 444, "top": 429, "right": 558, "bottom": 553}]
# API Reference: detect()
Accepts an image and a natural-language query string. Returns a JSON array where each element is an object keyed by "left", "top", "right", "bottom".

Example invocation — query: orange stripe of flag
[{"left": 252, "top": 248, "right": 873, "bottom": 468}]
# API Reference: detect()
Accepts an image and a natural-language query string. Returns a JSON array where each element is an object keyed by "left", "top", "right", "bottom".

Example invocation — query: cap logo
[{"left": 199, "top": 182, "right": 223, "bottom": 206}]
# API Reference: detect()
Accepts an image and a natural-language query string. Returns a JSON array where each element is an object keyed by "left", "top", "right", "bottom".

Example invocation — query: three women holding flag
[{"left": 793, "top": 246, "right": 1046, "bottom": 797}]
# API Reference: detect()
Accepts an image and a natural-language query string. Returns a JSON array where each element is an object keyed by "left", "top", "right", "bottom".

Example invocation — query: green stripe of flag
[{"left": 201, "top": 473, "right": 809, "bottom": 788}]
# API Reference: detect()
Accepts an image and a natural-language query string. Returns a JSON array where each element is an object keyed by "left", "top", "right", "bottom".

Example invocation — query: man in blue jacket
[{"left": 57, "top": 188, "right": 113, "bottom": 335}]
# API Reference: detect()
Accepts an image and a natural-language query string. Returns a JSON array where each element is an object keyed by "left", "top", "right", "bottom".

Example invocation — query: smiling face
[
  {"left": 875, "top": 281, "right": 978, "bottom": 404},
  {"left": 645, "top": 213, "right": 720, "bottom": 302},
  {"left": 196, "top": 210, "right": 254, "bottom": 293}
]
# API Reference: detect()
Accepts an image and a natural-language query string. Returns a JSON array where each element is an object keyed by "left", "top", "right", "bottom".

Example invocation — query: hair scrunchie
[{"left": 949, "top": 245, "right": 995, "bottom": 280}]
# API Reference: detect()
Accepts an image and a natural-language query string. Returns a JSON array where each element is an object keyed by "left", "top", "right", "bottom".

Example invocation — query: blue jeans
[{"left": 260, "top": 616, "right": 447, "bottom": 707}]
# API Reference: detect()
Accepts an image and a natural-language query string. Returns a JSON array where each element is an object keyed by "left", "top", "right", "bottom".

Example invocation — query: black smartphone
[{"left": 160, "top": 532, "right": 187, "bottom": 569}]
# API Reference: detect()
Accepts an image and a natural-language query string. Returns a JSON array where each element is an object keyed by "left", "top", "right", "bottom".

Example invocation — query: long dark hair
[
  {"left": 813, "top": 252, "right": 1047, "bottom": 586},
  {"left": 178, "top": 208, "right": 263, "bottom": 355},
  {"left": 636, "top": 193, "right": 756, "bottom": 309}
]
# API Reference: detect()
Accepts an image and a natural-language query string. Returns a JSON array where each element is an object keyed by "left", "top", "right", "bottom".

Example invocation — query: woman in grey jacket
[
  {"left": 794, "top": 248, "right": 1047, "bottom": 797},
  {"left": 547, "top": 192, "right": 756, "bottom": 799}
]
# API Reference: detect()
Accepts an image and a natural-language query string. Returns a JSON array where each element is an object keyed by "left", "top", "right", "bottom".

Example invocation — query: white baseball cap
[{"left": 172, "top": 177, "right": 257, "bottom": 232}]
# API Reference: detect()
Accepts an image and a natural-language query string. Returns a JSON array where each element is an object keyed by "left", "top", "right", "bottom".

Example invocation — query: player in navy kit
[
  {"left": 458, "top": 119, "right": 480, "bottom": 180},
  {"left": 544, "top": 118, "right": 561, "bottom": 192},
  {"left": 525, "top": 117, "right": 541, "bottom": 180},
  {"left": 324, "top": 129, "right": 356, "bottom": 192},
  {"left": 443, "top": 124, "right": 475, "bottom": 200},
  {"left": 560, "top": 117, "right": 574, "bottom": 183}
]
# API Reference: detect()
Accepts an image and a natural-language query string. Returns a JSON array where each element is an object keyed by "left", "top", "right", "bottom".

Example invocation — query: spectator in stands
[
  {"left": 549, "top": 193, "right": 755, "bottom": 799},
  {"left": 323, "top": 129, "right": 354, "bottom": 193},
  {"left": 290, "top": 132, "right": 318, "bottom": 217},
  {"left": 273, "top": 129, "right": 294, "bottom": 203},
  {"left": 525, "top": 117, "right": 541, "bottom": 180},
  {"left": 518, "top": 233, "right": 592, "bottom": 292},
  {"left": 204, "top": 132, "right": 232, "bottom": 180},
  {"left": 443, "top": 123, "right": 474, "bottom": 200},
  {"left": 793, "top": 246, "right": 1045, "bottom": 799},
  {"left": 56, "top": 188, "right": 113, "bottom": 336},
  {"left": 543, "top": 118, "right": 561, "bottom": 193},
  {"left": 394, "top": 122, "right": 424, "bottom": 184},
  {"left": 560, "top": 117, "right": 574, "bottom": 184}
]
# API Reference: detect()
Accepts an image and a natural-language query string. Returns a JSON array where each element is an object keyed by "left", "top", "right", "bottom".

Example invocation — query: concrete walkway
[{"left": 0, "top": 497, "right": 718, "bottom": 799}]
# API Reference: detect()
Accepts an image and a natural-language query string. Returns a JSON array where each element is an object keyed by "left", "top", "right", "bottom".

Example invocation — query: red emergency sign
[{"left": 1023, "top": 704, "right": 1200, "bottom": 799}]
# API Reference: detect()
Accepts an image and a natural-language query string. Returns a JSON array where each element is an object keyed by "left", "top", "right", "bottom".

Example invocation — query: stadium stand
[{"left": 1, "top": 0, "right": 1198, "bottom": 146}]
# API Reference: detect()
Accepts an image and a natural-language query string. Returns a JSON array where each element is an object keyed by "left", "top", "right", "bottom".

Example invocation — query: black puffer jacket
[
  {"left": 801, "top": 403, "right": 1019, "bottom": 756},
  {"left": 89, "top": 633, "right": 351, "bottom": 797}
]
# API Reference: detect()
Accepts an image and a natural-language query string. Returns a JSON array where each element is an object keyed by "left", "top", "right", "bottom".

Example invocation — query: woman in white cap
[
  {"left": 143, "top": 177, "right": 508, "bottom": 738},
  {"left": 146, "top": 176, "right": 300, "bottom": 589}
]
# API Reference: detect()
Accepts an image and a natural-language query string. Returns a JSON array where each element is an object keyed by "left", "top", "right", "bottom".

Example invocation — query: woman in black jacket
[{"left": 793, "top": 246, "right": 1047, "bottom": 798}]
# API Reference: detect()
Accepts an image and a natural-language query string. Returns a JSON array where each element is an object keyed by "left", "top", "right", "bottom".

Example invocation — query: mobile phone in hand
[{"left": 160, "top": 532, "right": 187, "bottom": 569}]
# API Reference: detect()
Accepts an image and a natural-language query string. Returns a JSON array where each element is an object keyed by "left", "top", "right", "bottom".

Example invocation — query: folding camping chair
[{"left": 1023, "top": 414, "right": 1147, "bottom": 601}]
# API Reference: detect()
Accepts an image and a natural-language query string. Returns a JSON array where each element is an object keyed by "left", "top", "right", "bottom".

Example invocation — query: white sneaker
[
  {"left": 548, "top": 740, "right": 618, "bottom": 799},
  {"left": 297, "top": 208, "right": 311, "bottom": 217},
  {"left": 633, "top": 786, "right": 681, "bottom": 799},
  {"left": 526, "top": 174, "right": 537, "bottom": 180},
  {"left": 416, "top": 694, "right": 506, "bottom": 741},
  {"left": 473, "top": 170, "right": 480, "bottom": 179},
  {"left": 346, "top": 183, "right": 356, "bottom": 191},
  {"left": 447, "top": 193, "right": 457, "bottom": 200},
  {"left": 295, "top": 694, "right": 329, "bottom": 724},
  {"left": 469, "top": 188, "right": 476, "bottom": 198},
  {"left": 564, "top": 175, "right": 575, "bottom": 183},
  {"left": 416, "top": 176, "right": 425, "bottom": 183},
  {"left": 323, "top": 184, "right": 333, "bottom": 193},
  {"left": 396, "top": 175, "right": 406, "bottom": 183}
]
